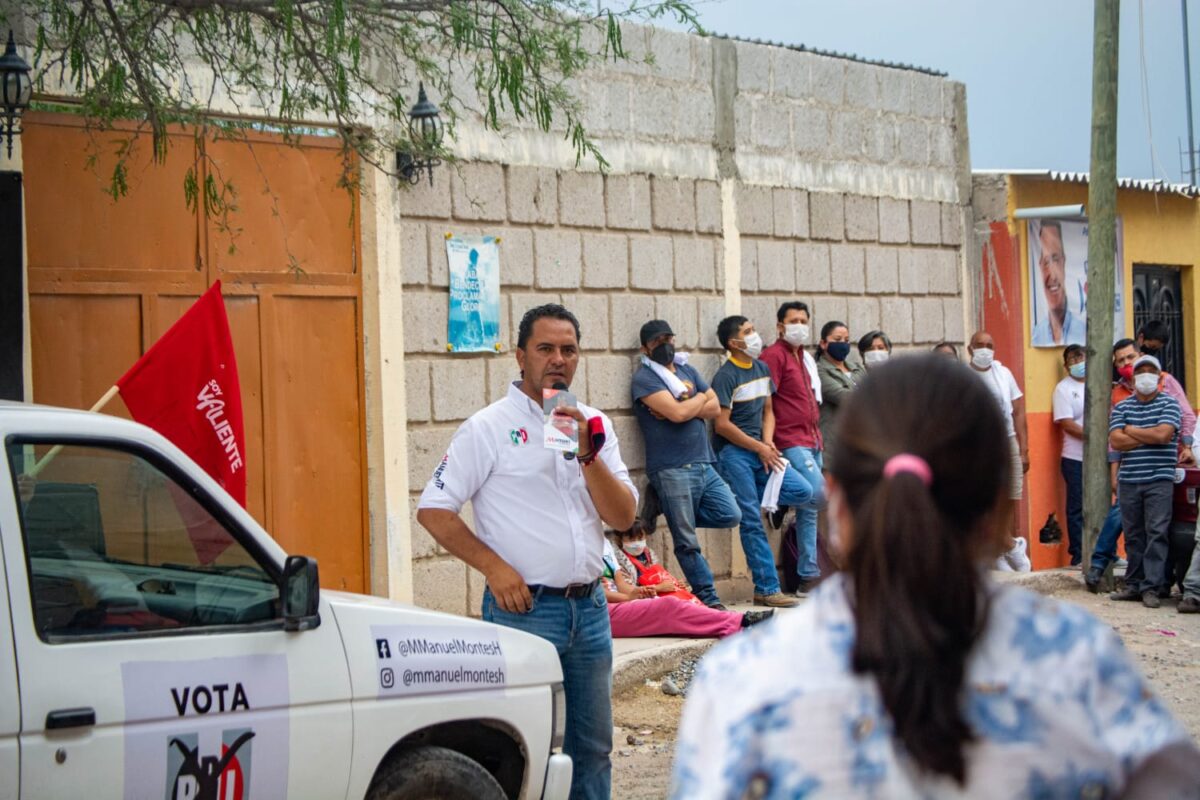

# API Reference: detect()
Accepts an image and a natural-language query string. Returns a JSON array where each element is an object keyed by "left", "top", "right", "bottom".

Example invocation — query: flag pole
[{"left": 27, "top": 384, "right": 120, "bottom": 477}]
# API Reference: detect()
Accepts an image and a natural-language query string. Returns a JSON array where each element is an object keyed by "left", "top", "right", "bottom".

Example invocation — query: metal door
[{"left": 1132, "top": 265, "right": 1186, "bottom": 391}]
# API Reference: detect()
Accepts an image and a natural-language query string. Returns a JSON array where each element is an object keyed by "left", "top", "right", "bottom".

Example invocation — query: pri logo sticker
[
  {"left": 167, "top": 728, "right": 254, "bottom": 800},
  {"left": 509, "top": 428, "right": 528, "bottom": 446}
]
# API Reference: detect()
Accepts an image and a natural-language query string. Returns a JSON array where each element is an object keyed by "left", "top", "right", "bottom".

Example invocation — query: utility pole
[
  {"left": 1083, "top": 0, "right": 1120, "bottom": 573},
  {"left": 1184, "top": 0, "right": 1196, "bottom": 184}
]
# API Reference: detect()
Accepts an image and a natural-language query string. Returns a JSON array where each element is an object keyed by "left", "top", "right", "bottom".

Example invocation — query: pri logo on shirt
[
  {"left": 432, "top": 454, "right": 449, "bottom": 490},
  {"left": 509, "top": 428, "right": 528, "bottom": 446}
]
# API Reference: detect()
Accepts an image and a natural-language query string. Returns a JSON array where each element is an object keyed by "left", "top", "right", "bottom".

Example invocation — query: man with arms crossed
[{"left": 418, "top": 304, "right": 637, "bottom": 800}]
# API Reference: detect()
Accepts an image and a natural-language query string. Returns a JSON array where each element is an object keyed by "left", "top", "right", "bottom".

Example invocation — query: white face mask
[
  {"left": 782, "top": 323, "right": 809, "bottom": 347},
  {"left": 1134, "top": 373, "right": 1160, "bottom": 395},
  {"left": 623, "top": 540, "right": 647, "bottom": 556},
  {"left": 971, "top": 347, "right": 994, "bottom": 369},
  {"left": 863, "top": 350, "right": 889, "bottom": 366},
  {"left": 741, "top": 332, "right": 764, "bottom": 359}
]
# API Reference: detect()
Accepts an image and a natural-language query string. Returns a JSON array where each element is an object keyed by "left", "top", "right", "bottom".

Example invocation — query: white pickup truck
[{"left": 0, "top": 403, "right": 571, "bottom": 799}]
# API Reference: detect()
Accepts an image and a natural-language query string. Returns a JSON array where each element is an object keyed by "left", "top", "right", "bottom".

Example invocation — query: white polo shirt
[{"left": 418, "top": 381, "right": 637, "bottom": 586}]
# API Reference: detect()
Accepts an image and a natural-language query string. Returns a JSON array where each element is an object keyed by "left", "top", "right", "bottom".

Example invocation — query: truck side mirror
[{"left": 282, "top": 555, "right": 321, "bottom": 632}]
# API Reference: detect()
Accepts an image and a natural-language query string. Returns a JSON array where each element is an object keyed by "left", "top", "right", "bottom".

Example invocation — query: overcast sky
[{"left": 664, "top": 0, "right": 1199, "bottom": 184}]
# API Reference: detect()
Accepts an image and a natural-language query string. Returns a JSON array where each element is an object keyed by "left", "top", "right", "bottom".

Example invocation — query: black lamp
[
  {"left": 0, "top": 31, "right": 32, "bottom": 159},
  {"left": 396, "top": 83, "right": 443, "bottom": 185}
]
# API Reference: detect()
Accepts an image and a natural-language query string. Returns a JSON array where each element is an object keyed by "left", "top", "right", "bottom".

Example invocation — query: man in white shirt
[
  {"left": 1053, "top": 344, "right": 1086, "bottom": 566},
  {"left": 968, "top": 330, "right": 1031, "bottom": 571},
  {"left": 417, "top": 304, "right": 637, "bottom": 800}
]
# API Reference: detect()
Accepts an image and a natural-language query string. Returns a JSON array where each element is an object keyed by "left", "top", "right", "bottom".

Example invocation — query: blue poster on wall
[{"left": 445, "top": 234, "right": 501, "bottom": 352}]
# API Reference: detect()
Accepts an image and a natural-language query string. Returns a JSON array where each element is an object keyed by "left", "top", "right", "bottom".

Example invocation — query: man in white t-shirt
[
  {"left": 968, "top": 330, "right": 1031, "bottom": 571},
  {"left": 1053, "top": 344, "right": 1086, "bottom": 566}
]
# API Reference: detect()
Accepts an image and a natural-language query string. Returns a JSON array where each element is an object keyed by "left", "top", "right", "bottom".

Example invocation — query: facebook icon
[{"left": 376, "top": 638, "right": 391, "bottom": 659}]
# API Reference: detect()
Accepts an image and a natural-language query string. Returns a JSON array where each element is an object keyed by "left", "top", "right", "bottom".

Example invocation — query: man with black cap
[{"left": 631, "top": 319, "right": 741, "bottom": 609}]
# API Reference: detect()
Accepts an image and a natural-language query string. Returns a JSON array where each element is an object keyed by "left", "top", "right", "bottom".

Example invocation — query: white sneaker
[
  {"left": 993, "top": 553, "right": 1015, "bottom": 572},
  {"left": 1004, "top": 537, "right": 1032, "bottom": 572}
]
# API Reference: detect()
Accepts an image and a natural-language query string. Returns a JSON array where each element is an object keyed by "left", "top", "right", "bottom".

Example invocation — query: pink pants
[{"left": 607, "top": 595, "right": 742, "bottom": 638}]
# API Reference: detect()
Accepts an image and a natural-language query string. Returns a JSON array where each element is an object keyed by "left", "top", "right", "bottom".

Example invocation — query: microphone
[{"left": 552, "top": 382, "right": 577, "bottom": 460}]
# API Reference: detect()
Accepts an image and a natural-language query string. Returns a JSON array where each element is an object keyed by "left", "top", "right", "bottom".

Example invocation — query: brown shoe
[
  {"left": 754, "top": 592, "right": 800, "bottom": 608},
  {"left": 1178, "top": 596, "right": 1200, "bottom": 614},
  {"left": 1142, "top": 591, "right": 1161, "bottom": 609}
]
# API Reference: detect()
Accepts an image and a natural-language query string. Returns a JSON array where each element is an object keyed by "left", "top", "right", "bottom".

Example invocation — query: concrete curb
[
  {"left": 994, "top": 569, "right": 1087, "bottom": 595},
  {"left": 612, "top": 639, "right": 717, "bottom": 694}
]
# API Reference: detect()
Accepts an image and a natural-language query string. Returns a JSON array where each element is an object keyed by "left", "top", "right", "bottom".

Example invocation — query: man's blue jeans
[
  {"left": 649, "top": 463, "right": 741, "bottom": 607},
  {"left": 716, "top": 444, "right": 815, "bottom": 596},
  {"left": 1060, "top": 458, "right": 1083, "bottom": 564},
  {"left": 482, "top": 584, "right": 612, "bottom": 800},
  {"left": 1091, "top": 503, "right": 1123, "bottom": 571},
  {"left": 781, "top": 446, "right": 825, "bottom": 581}
]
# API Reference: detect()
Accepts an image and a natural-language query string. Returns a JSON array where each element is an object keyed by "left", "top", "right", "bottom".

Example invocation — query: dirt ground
[{"left": 610, "top": 571, "right": 1200, "bottom": 800}]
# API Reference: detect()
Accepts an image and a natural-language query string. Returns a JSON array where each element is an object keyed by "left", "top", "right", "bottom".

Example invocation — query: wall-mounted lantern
[
  {"left": 396, "top": 83, "right": 444, "bottom": 185},
  {"left": 0, "top": 31, "right": 33, "bottom": 159}
]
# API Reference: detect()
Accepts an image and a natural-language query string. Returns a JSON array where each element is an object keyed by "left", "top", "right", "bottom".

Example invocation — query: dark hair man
[
  {"left": 630, "top": 319, "right": 741, "bottom": 610},
  {"left": 1109, "top": 355, "right": 1182, "bottom": 608},
  {"left": 1031, "top": 220, "right": 1084, "bottom": 346},
  {"left": 1053, "top": 344, "right": 1086, "bottom": 566},
  {"left": 417, "top": 303, "right": 637, "bottom": 799},
  {"left": 1113, "top": 336, "right": 1194, "bottom": 466}
]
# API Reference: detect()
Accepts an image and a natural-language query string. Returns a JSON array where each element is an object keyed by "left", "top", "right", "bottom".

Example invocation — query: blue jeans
[
  {"left": 781, "top": 446, "right": 825, "bottom": 581},
  {"left": 482, "top": 585, "right": 612, "bottom": 800},
  {"left": 649, "top": 463, "right": 741, "bottom": 607},
  {"left": 1091, "top": 503, "right": 1123, "bottom": 571},
  {"left": 716, "top": 444, "right": 815, "bottom": 595},
  {"left": 1060, "top": 458, "right": 1083, "bottom": 564}
]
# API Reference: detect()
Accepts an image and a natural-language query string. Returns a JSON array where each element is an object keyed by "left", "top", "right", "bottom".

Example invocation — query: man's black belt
[{"left": 529, "top": 580, "right": 600, "bottom": 598}]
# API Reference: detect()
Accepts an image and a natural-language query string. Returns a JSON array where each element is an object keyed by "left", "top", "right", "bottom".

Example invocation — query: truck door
[
  {"left": 0, "top": 473, "right": 20, "bottom": 800},
  {"left": 2, "top": 438, "right": 353, "bottom": 799}
]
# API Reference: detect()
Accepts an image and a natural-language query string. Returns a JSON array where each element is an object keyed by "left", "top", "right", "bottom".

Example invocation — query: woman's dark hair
[
  {"left": 933, "top": 342, "right": 958, "bottom": 358},
  {"left": 857, "top": 330, "right": 891, "bottom": 356},
  {"left": 830, "top": 354, "right": 1010, "bottom": 785},
  {"left": 517, "top": 303, "right": 581, "bottom": 349},
  {"left": 815, "top": 320, "right": 847, "bottom": 357},
  {"left": 609, "top": 519, "right": 654, "bottom": 539}
]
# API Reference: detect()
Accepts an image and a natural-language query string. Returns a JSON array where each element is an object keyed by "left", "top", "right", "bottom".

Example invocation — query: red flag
[{"left": 117, "top": 282, "right": 247, "bottom": 516}]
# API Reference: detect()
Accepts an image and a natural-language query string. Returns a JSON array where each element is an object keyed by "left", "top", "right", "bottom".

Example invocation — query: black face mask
[
  {"left": 1141, "top": 344, "right": 1162, "bottom": 359},
  {"left": 650, "top": 342, "right": 675, "bottom": 366},
  {"left": 826, "top": 341, "right": 851, "bottom": 362}
]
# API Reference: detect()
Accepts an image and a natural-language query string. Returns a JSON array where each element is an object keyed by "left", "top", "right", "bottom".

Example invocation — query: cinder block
[
  {"left": 583, "top": 81, "right": 631, "bottom": 136},
  {"left": 688, "top": 353, "right": 722, "bottom": 385},
  {"left": 810, "top": 192, "right": 845, "bottom": 241},
  {"left": 559, "top": 172, "right": 605, "bottom": 228},
  {"left": 611, "top": 294, "right": 657, "bottom": 350},
  {"left": 398, "top": 175, "right": 451, "bottom": 218},
  {"left": 647, "top": 27, "right": 692, "bottom": 79},
  {"left": 587, "top": 355, "right": 636, "bottom": 411},
  {"left": 941, "top": 203, "right": 963, "bottom": 246},
  {"left": 810, "top": 56, "right": 845, "bottom": 105},
  {"left": 898, "top": 249, "right": 929, "bottom": 295},
  {"left": 773, "top": 49, "right": 811, "bottom": 99},
  {"left": 866, "top": 116, "right": 896, "bottom": 163},
  {"left": 735, "top": 41, "right": 772, "bottom": 92},
  {"left": 611, "top": 415, "right": 645, "bottom": 472},
  {"left": 632, "top": 84, "right": 678, "bottom": 139},
  {"left": 847, "top": 296, "right": 880, "bottom": 338},
  {"left": 879, "top": 198, "right": 910, "bottom": 244},
  {"left": 911, "top": 74, "right": 943, "bottom": 118},
  {"left": 534, "top": 229, "right": 582, "bottom": 289},
  {"left": 427, "top": 225, "right": 453, "bottom": 288},
  {"left": 407, "top": 427, "right": 455, "bottom": 491},
  {"left": 930, "top": 249, "right": 960, "bottom": 294},
  {"left": 487, "top": 357, "right": 518, "bottom": 403},
  {"left": 754, "top": 101, "right": 792, "bottom": 150},
  {"left": 773, "top": 188, "right": 810, "bottom": 239},
  {"left": 698, "top": 297, "right": 726, "bottom": 350},
  {"left": 844, "top": 64, "right": 880, "bottom": 108},
  {"left": 812, "top": 295, "right": 849, "bottom": 333},
  {"left": 401, "top": 222, "right": 429, "bottom": 285},
  {"left": 566, "top": 293, "right": 610, "bottom": 353},
  {"left": 678, "top": 89, "right": 716, "bottom": 142},
  {"left": 736, "top": 184, "right": 774, "bottom": 236},
  {"left": 507, "top": 166, "right": 557, "bottom": 225},
  {"left": 509, "top": 292, "right": 564, "bottom": 345},
  {"left": 795, "top": 242, "right": 832, "bottom": 292},
  {"left": 845, "top": 195, "right": 880, "bottom": 242},
  {"left": 897, "top": 119, "right": 929, "bottom": 166},
  {"left": 931, "top": 124, "right": 955, "bottom": 167},
  {"left": 693, "top": 37, "right": 713, "bottom": 84},
  {"left": 880, "top": 296, "right": 914, "bottom": 343},
  {"left": 740, "top": 295, "right": 778, "bottom": 339},
  {"left": 466, "top": 566, "right": 487, "bottom": 617},
  {"left": 433, "top": 359, "right": 488, "bottom": 421},
  {"left": 910, "top": 201, "right": 941, "bottom": 245},
  {"left": 696, "top": 180, "right": 723, "bottom": 234},
  {"left": 606, "top": 174, "right": 652, "bottom": 231},
  {"left": 913, "top": 297, "right": 944, "bottom": 343},
  {"left": 581, "top": 232, "right": 629, "bottom": 289},
  {"left": 740, "top": 239, "right": 759, "bottom": 293},
  {"left": 757, "top": 241, "right": 795, "bottom": 292},
  {"left": 405, "top": 360, "right": 432, "bottom": 422},
  {"left": 450, "top": 162, "right": 507, "bottom": 222},
  {"left": 498, "top": 227, "right": 534, "bottom": 287},
  {"left": 630, "top": 235, "right": 674, "bottom": 290},
  {"left": 865, "top": 246, "right": 898, "bottom": 294},
  {"left": 829, "top": 244, "right": 865, "bottom": 293},
  {"left": 942, "top": 296, "right": 965, "bottom": 343},
  {"left": 793, "top": 106, "right": 831, "bottom": 155},
  {"left": 832, "top": 111, "right": 865, "bottom": 159},
  {"left": 878, "top": 69, "right": 912, "bottom": 115},
  {"left": 568, "top": 358, "right": 589, "bottom": 406},
  {"left": 403, "top": 292, "right": 450, "bottom": 354},
  {"left": 652, "top": 177, "right": 697, "bottom": 231},
  {"left": 674, "top": 236, "right": 718, "bottom": 290},
  {"left": 413, "top": 558, "right": 469, "bottom": 616},
  {"left": 655, "top": 295, "right": 700, "bottom": 349},
  {"left": 409, "top": 495, "right": 444, "bottom": 560}
]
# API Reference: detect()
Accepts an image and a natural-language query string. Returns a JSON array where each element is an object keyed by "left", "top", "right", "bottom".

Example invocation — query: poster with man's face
[{"left": 1027, "top": 218, "right": 1124, "bottom": 347}]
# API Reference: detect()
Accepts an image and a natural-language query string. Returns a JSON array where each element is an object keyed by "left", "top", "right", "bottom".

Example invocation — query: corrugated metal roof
[
  {"left": 974, "top": 169, "right": 1199, "bottom": 197},
  {"left": 709, "top": 33, "right": 948, "bottom": 77}
]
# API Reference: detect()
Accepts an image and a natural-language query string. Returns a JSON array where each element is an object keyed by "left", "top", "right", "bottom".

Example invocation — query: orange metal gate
[{"left": 22, "top": 113, "right": 369, "bottom": 592}]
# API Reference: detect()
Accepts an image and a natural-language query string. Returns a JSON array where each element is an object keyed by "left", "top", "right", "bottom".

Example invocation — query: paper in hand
[{"left": 542, "top": 386, "right": 579, "bottom": 453}]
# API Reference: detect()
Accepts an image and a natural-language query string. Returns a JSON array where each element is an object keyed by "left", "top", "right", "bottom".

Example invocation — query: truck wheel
[{"left": 366, "top": 745, "right": 507, "bottom": 800}]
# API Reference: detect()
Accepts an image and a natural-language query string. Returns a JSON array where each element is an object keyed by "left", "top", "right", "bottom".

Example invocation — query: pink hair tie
[{"left": 883, "top": 453, "right": 933, "bottom": 486}]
